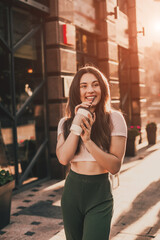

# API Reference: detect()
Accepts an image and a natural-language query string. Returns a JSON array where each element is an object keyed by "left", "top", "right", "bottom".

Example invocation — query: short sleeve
[
  {"left": 57, "top": 117, "right": 66, "bottom": 138},
  {"left": 110, "top": 111, "right": 127, "bottom": 137}
]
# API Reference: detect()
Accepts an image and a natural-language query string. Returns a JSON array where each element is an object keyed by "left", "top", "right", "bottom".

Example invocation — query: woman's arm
[
  {"left": 83, "top": 136, "right": 126, "bottom": 175},
  {"left": 56, "top": 102, "right": 93, "bottom": 165},
  {"left": 56, "top": 132, "right": 79, "bottom": 165},
  {"left": 81, "top": 115, "right": 127, "bottom": 175}
]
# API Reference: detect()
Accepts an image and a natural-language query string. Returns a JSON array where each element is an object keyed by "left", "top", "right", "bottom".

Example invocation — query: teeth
[{"left": 86, "top": 97, "right": 95, "bottom": 99}]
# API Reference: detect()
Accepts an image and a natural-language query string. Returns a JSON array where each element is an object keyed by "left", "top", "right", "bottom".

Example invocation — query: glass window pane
[
  {"left": 17, "top": 89, "right": 47, "bottom": 184},
  {"left": 13, "top": 7, "right": 39, "bottom": 45},
  {"left": 77, "top": 53, "right": 84, "bottom": 70},
  {"left": 0, "top": 2, "right": 9, "bottom": 43},
  {"left": 76, "top": 30, "right": 81, "bottom": 51},
  {"left": 87, "top": 36, "right": 97, "bottom": 56},
  {"left": 118, "top": 0, "right": 127, "bottom": 15},
  {"left": 84, "top": 56, "right": 97, "bottom": 66},
  {"left": 0, "top": 46, "right": 12, "bottom": 113},
  {"left": 14, "top": 30, "right": 43, "bottom": 112},
  {"left": 0, "top": 121, "right": 15, "bottom": 178},
  {"left": 82, "top": 34, "right": 87, "bottom": 53},
  {"left": 21, "top": 152, "right": 47, "bottom": 185},
  {"left": 34, "top": 0, "right": 49, "bottom": 6},
  {"left": 76, "top": 30, "right": 98, "bottom": 69}
]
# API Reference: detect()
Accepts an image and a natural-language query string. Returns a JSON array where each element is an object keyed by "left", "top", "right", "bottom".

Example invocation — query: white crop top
[{"left": 57, "top": 111, "right": 127, "bottom": 162}]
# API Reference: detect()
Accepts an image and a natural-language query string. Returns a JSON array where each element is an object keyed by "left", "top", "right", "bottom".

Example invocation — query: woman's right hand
[{"left": 74, "top": 102, "right": 92, "bottom": 114}]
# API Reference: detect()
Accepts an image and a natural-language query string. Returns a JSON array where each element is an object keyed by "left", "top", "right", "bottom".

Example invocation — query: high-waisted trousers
[{"left": 61, "top": 169, "right": 113, "bottom": 240}]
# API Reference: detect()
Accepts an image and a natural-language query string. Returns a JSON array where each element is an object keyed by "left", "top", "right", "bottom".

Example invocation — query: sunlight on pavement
[
  {"left": 49, "top": 229, "right": 65, "bottom": 240},
  {"left": 52, "top": 200, "right": 61, "bottom": 207},
  {"left": 115, "top": 201, "right": 160, "bottom": 238},
  {"left": 110, "top": 145, "right": 160, "bottom": 240},
  {"left": 42, "top": 180, "right": 65, "bottom": 192}
]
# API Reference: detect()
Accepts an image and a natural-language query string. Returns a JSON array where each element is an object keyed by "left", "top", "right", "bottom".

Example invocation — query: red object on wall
[
  {"left": 62, "top": 24, "right": 75, "bottom": 45},
  {"left": 63, "top": 24, "right": 67, "bottom": 44}
]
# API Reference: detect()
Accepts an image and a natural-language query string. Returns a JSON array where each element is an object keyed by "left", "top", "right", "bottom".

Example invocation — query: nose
[{"left": 87, "top": 85, "right": 94, "bottom": 93}]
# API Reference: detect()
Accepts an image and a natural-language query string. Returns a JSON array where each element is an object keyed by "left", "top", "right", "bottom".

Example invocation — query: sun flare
[{"left": 153, "top": 21, "right": 160, "bottom": 33}]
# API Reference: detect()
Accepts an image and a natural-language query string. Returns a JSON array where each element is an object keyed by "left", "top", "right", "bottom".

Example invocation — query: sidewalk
[
  {"left": 0, "top": 141, "right": 160, "bottom": 240},
  {"left": 110, "top": 141, "right": 160, "bottom": 240}
]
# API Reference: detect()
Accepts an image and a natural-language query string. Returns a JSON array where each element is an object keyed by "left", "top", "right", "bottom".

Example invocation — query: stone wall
[
  {"left": 45, "top": 0, "right": 76, "bottom": 178},
  {"left": 127, "top": 0, "right": 146, "bottom": 139}
]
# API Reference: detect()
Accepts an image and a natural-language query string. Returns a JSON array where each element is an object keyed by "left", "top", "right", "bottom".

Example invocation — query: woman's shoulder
[
  {"left": 110, "top": 109, "right": 125, "bottom": 120},
  {"left": 109, "top": 109, "right": 127, "bottom": 137},
  {"left": 57, "top": 117, "right": 68, "bottom": 137},
  {"left": 58, "top": 117, "right": 68, "bottom": 125}
]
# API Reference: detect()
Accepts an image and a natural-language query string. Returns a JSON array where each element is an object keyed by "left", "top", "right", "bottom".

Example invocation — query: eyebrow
[{"left": 80, "top": 80, "right": 99, "bottom": 85}]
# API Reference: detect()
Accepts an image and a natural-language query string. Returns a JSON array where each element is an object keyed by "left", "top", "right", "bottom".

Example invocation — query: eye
[
  {"left": 93, "top": 82, "right": 99, "bottom": 87},
  {"left": 80, "top": 84, "right": 87, "bottom": 88}
]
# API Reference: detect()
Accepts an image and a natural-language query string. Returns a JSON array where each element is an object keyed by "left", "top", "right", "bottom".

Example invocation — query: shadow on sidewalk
[
  {"left": 16, "top": 200, "right": 63, "bottom": 219},
  {"left": 113, "top": 179, "right": 160, "bottom": 237},
  {"left": 134, "top": 210, "right": 160, "bottom": 240},
  {"left": 121, "top": 144, "right": 158, "bottom": 174}
]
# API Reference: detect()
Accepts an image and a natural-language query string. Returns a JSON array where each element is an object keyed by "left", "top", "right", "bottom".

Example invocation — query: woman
[{"left": 56, "top": 65, "right": 127, "bottom": 240}]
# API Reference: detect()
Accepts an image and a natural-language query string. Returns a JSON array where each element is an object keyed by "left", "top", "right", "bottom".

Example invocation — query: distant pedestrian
[{"left": 56, "top": 65, "right": 127, "bottom": 240}]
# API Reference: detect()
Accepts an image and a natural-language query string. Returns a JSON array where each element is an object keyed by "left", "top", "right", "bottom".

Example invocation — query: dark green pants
[{"left": 61, "top": 170, "right": 113, "bottom": 240}]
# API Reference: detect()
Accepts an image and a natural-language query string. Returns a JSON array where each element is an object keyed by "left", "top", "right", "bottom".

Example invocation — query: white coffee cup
[{"left": 70, "top": 107, "right": 93, "bottom": 135}]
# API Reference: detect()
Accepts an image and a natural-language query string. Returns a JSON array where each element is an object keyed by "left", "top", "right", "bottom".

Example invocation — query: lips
[{"left": 86, "top": 96, "right": 96, "bottom": 102}]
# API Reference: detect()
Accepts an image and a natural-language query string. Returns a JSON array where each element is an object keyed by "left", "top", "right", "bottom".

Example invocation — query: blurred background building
[{"left": 0, "top": 0, "right": 159, "bottom": 189}]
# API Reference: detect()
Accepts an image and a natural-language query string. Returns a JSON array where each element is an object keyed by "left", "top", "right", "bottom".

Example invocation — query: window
[
  {"left": 118, "top": 0, "right": 128, "bottom": 15},
  {"left": 33, "top": 0, "right": 49, "bottom": 6},
  {"left": 0, "top": 3, "right": 8, "bottom": 43},
  {"left": 76, "top": 29, "right": 97, "bottom": 70},
  {"left": 0, "top": 2, "right": 48, "bottom": 188}
]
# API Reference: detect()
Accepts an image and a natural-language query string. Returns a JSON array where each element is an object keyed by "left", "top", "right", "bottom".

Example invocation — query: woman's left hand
[{"left": 80, "top": 113, "right": 96, "bottom": 143}]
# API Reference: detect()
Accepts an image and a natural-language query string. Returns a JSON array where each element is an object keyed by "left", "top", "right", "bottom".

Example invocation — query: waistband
[{"left": 68, "top": 169, "right": 109, "bottom": 183}]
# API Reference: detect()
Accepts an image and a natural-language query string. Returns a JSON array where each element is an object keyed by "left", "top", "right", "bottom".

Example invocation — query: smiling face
[{"left": 80, "top": 73, "right": 101, "bottom": 112}]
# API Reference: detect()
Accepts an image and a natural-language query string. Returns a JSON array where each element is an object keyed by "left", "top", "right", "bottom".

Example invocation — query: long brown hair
[{"left": 63, "top": 65, "right": 112, "bottom": 153}]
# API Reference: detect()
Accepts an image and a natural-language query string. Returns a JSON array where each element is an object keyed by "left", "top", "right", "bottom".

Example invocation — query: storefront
[
  {"left": 0, "top": 0, "right": 50, "bottom": 189},
  {"left": 0, "top": 0, "right": 147, "bottom": 187}
]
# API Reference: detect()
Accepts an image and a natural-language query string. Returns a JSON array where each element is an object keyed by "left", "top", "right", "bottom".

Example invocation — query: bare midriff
[{"left": 71, "top": 161, "right": 108, "bottom": 175}]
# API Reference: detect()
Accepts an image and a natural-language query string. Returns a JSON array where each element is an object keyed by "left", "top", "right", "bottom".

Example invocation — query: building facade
[{"left": 0, "top": 0, "right": 146, "bottom": 189}]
